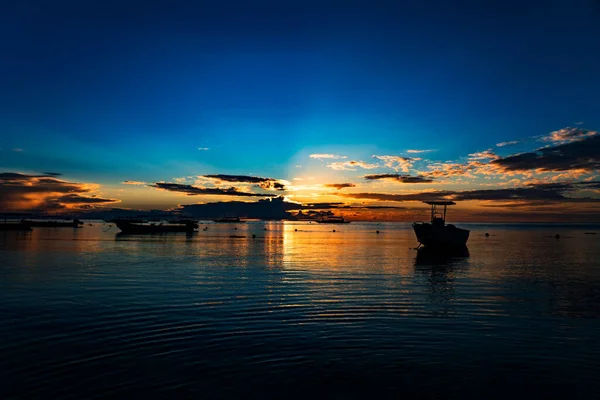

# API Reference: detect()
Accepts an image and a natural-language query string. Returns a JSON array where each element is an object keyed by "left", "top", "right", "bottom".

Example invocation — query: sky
[{"left": 1, "top": 0, "right": 600, "bottom": 221}]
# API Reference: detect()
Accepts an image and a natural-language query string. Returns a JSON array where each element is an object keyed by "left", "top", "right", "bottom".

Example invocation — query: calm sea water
[{"left": 1, "top": 221, "right": 599, "bottom": 398}]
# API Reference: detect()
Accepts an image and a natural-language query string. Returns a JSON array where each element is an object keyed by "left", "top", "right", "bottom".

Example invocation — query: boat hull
[
  {"left": 413, "top": 222, "right": 469, "bottom": 248},
  {"left": 115, "top": 222, "right": 197, "bottom": 234}
]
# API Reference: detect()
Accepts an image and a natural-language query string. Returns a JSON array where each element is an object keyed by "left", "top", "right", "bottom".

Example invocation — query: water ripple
[{"left": 1, "top": 222, "right": 600, "bottom": 397}]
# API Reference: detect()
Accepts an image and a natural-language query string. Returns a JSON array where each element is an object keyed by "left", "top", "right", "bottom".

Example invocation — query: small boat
[
  {"left": 413, "top": 201, "right": 469, "bottom": 248},
  {"left": 22, "top": 218, "right": 84, "bottom": 228},
  {"left": 213, "top": 216, "right": 243, "bottom": 223},
  {"left": 110, "top": 218, "right": 198, "bottom": 234},
  {"left": 316, "top": 216, "right": 350, "bottom": 224}
]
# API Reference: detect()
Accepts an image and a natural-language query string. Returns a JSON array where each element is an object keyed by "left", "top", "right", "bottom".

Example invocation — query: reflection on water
[
  {"left": 1, "top": 222, "right": 600, "bottom": 398},
  {"left": 414, "top": 245, "right": 470, "bottom": 266},
  {"left": 413, "top": 247, "right": 470, "bottom": 316}
]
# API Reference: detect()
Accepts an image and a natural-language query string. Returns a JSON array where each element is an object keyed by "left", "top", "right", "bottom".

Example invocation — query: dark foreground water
[{"left": 1, "top": 221, "right": 600, "bottom": 399}]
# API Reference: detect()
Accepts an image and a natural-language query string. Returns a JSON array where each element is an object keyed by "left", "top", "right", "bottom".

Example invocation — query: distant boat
[
  {"left": 316, "top": 216, "right": 350, "bottom": 224},
  {"left": 213, "top": 216, "right": 243, "bottom": 223},
  {"left": 22, "top": 218, "right": 84, "bottom": 228},
  {"left": 413, "top": 201, "right": 469, "bottom": 248},
  {"left": 110, "top": 218, "right": 198, "bottom": 234}
]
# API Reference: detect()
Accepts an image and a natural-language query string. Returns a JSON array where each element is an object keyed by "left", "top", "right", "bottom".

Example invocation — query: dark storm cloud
[
  {"left": 364, "top": 174, "right": 434, "bottom": 183},
  {"left": 576, "top": 181, "right": 600, "bottom": 189},
  {"left": 151, "top": 182, "right": 278, "bottom": 197},
  {"left": 323, "top": 183, "right": 356, "bottom": 189},
  {"left": 0, "top": 172, "right": 62, "bottom": 181},
  {"left": 178, "top": 197, "right": 299, "bottom": 219},
  {"left": 492, "top": 134, "right": 600, "bottom": 172},
  {"left": 203, "top": 174, "right": 286, "bottom": 190},
  {"left": 340, "top": 182, "right": 600, "bottom": 203}
]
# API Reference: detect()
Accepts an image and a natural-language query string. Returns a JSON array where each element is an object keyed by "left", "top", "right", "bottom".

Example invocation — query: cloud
[
  {"left": 323, "top": 183, "right": 356, "bottom": 189},
  {"left": 309, "top": 154, "right": 347, "bottom": 160},
  {"left": 178, "top": 196, "right": 300, "bottom": 219},
  {"left": 0, "top": 172, "right": 60, "bottom": 181},
  {"left": 372, "top": 155, "right": 419, "bottom": 172},
  {"left": 0, "top": 172, "right": 118, "bottom": 211},
  {"left": 151, "top": 182, "right": 278, "bottom": 197},
  {"left": 406, "top": 149, "right": 434, "bottom": 154},
  {"left": 364, "top": 173, "right": 434, "bottom": 183},
  {"left": 340, "top": 182, "right": 600, "bottom": 203},
  {"left": 301, "top": 202, "right": 405, "bottom": 210},
  {"left": 202, "top": 174, "right": 285, "bottom": 190},
  {"left": 496, "top": 140, "right": 522, "bottom": 147},
  {"left": 541, "top": 127, "right": 597, "bottom": 144},
  {"left": 122, "top": 180, "right": 147, "bottom": 185},
  {"left": 326, "top": 160, "right": 379, "bottom": 171},
  {"left": 198, "top": 147, "right": 210, "bottom": 151},
  {"left": 492, "top": 134, "right": 600, "bottom": 172},
  {"left": 339, "top": 192, "right": 439, "bottom": 202},
  {"left": 54, "top": 194, "right": 118, "bottom": 204},
  {"left": 468, "top": 149, "right": 500, "bottom": 160},
  {"left": 423, "top": 162, "right": 477, "bottom": 178}
]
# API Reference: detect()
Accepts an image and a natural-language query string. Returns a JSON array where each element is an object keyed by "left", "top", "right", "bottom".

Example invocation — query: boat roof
[{"left": 423, "top": 201, "right": 456, "bottom": 205}]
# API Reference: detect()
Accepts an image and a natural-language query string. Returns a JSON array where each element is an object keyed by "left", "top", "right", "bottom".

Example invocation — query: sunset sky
[{"left": 1, "top": 0, "right": 599, "bottom": 221}]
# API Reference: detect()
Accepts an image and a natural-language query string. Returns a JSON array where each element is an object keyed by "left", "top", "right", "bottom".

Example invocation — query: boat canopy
[
  {"left": 423, "top": 201, "right": 456, "bottom": 222},
  {"left": 423, "top": 201, "right": 455, "bottom": 206}
]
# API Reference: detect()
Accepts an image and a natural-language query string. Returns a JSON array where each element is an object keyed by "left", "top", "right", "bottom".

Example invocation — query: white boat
[{"left": 413, "top": 201, "right": 469, "bottom": 248}]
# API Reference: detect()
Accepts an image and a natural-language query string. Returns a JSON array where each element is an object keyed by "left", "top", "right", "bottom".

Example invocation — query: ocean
[{"left": 1, "top": 221, "right": 599, "bottom": 398}]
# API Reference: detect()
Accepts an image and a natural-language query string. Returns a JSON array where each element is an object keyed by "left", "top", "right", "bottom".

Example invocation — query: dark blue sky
[{"left": 1, "top": 0, "right": 599, "bottom": 185}]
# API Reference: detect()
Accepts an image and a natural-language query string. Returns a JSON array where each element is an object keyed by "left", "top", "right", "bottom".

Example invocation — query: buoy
[
  {"left": 264, "top": 228, "right": 267, "bottom": 231},
  {"left": 376, "top": 230, "right": 379, "bottom": 234},
  {"left": 333, "top": 229, "right": 336, "bottom": 232},
  {"left": 555, "top": 234, "right": 560, "bottom": 239},
  {"left": 485, "top": 233, "right": 489, "bottom": 237},
  {"left": 295, "top": 228, "right": 297, "bottom": 232},
  {"left": 234, "top": 227, "right": 237, "bottom": 230},
  {"left": 252, "top": 234, "right": 256, "bottom": 238}
]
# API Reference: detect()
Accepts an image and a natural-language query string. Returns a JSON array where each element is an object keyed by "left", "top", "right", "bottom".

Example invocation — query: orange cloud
[
  {"left": 372, "top": 155, "right": 420, "bottom": 172},
  {"left": 0, "top": 172, "right": 119, "bottom": 212},
  {"left": 326, "top": 160, "right": 379, "bottom": 171}
]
